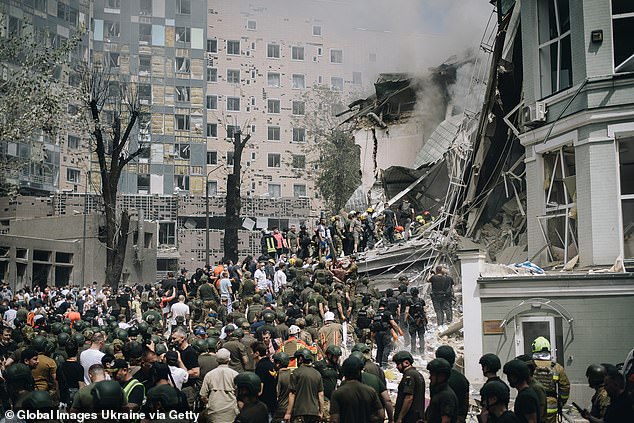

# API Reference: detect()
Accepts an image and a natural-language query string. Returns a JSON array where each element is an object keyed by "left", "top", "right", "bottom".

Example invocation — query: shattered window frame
[
  {"left": 159, "top": 222, "right": 176, "bottom": 246},
  {"left": 139, "top": 23, "right": 152, "bottom": 44},
  {"left": 268, "top": 183, "right": 282, "bottom": 198},
  {"left": 175, "top": 143, "right": 191, "bottom": 160},
  {"left": 137, "top": 174, "right": 150, "bottom": 192},
  {"left": 537, "top": 0, "right": 572, "bottom": 97},
  {"left": 175, "top": 86, "right": 190, "bottom": 103},
  {"left": 175, "top": 26, "right": 191, "bottom": 44},
  {"left": 139, "top": 0, "right": 152, "bottom": 16},
  {"left": 104, "top": 20, "right": 120, "bottom": 38},
  {"left": 175, "top": 57, "right": 191, "bottom": 73},
  {"left": 611, "top": 1, "right": 634, "bottom": 72}
]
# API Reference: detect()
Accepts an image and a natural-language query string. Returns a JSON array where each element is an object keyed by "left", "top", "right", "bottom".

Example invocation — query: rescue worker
[
  {"left": 277, "top": 325, "right": 311, "bottom": 369},
  {"left": 404, "top": 287, "right": 427, "bottom": 355},
  {"left": 314, "top": 345, "right": 343, "bottom": 422},
  {"left": 318, "top": 312, "right": 343, "bottom": 353},
  {"left": 330, "top": 355, "right": 385, "bottom": 423},
  {"left": 352, "top": 343, "right": 385, "bottom": 385},
  {"left": 234, "top": 372, "right": 269, "bottom": 423},
  {"left": 285, "top": 349, "right": 324, "bottom": 423},
  {"left": 429, "top": 265, "right": 454, "bottom": 327},
  {"left": 393, "top": 351, "right": 425, "bottom": 423},
  {"left": 503, "top": 359, "right": 540, "bottom": 423},
  {"left": 354, "top": 295, "right": 374, "bottom": 345},
  {"left": 111, "top": 358, "right": 145, "bottom": 411},
  {"left": 396, "top": 282, "right": 411, "bottom": 348},
  {"left": 531, "top": 336, "right": 569, "bottom": 422},
  {"left": 371, "top": 298, "right": 402, "bottom": 368},
  {"left": 426, "top": 358, "right": 459, "bottom": 423},
  {"left": 436, "top": 345, "right": 470, "bottom": 423},
  {"left": 480, "top": 379, "right": 520, "bottom": 423},
  {"left": 580, "top": 364, "right": 610, "bottom": 422}
]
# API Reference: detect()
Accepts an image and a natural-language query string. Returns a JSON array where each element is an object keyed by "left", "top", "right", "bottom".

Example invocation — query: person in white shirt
[
  {"left": 79, "top": 332, "right": 106, "bottom": 384},
  {"left": 3, "top": 304, "right": 17, "bottom": 329},
  {"left": 274, "top": 262, "right": 287, "bottom": 294},
  {"left": 170, "top": 295, "right": 190, "bottom": 328},
  {"left": 165, "top": 350, "right": 189, "bottom": 389},
  {"left": 253, "top": 262, "right": 267, "bottom": 288}
]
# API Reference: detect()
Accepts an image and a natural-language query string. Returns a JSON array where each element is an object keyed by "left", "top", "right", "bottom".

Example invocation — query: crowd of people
[{"left": 0, "top": 254, "right": 632, "bottom": 423}]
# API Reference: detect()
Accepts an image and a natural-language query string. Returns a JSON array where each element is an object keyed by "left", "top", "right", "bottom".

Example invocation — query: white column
[{"left": 458, "top": 249, "right": 486, "bottom": 383}]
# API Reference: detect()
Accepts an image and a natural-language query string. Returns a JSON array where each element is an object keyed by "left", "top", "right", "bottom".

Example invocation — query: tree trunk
[
  {"left": 105, "top": 210, "right": 130, "bottom": 291},
  {"left": 224, "top": 131, "right": 249, "bottom": 263}
]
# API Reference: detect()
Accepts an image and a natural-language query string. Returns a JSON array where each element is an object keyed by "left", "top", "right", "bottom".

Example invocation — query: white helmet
[
  {"left": 324, "top": 311, "right": 335, "bottom": 322},
  {"left": 288, "top": 325, "right": 300, "bottom": 335}
]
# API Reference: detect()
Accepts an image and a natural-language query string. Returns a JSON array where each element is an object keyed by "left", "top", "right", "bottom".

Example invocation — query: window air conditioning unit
[{"left": 522, "top": 101, "right": 547, "bottom": 127}]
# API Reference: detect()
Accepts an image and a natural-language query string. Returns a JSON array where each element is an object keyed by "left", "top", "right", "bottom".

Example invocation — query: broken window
[
  {"left": 267, "top": 153, "right": 281, "bottom": 168},
  {"left": 174, "top": 175, "right": 190, "bottom": 190},
  {"left": 538, "top": 0, "right": 572, "bottom": 97},
  {"left": 175, "top": 86, "right": 190, "bottom": 102},
  {"left": 312, "top": 25, "right": 321, "bottom": 36},
  {"left": 207, "top": 39, "right": 218, "bottom": 53},
  {"left": 292, "top": 46, "right": 305, "bottom": 61},
  {"left": 268, "top": 126, "right": 281, "bottom": 141},
  {"left": 292, "top": 74, "right": 305, "bottom": 89},
  {"left": 227, "top": 125, "right": 240, "bottom": 139},
  {"left": 207, "top": 67, "right": 218, "bottom": 82},
  {"left": 539, "top": 146, "right": 577, "bottom": 263},
  {"left": 619, "top": 138, "right": 634, "bottom": 258},
  {"left": 137, "top": 174, "right": 150, "bottom": 192},
  {"left": 267, "top": 72, "right": 281, "bottom": 87},
  {"left": 175, "top": 114, "right": 190, "bottom": 130},
  {"left": 227, "top": 69, "right": 240, "bottom": 84},
  {"left": 227, "top": 97, "right": 240, "bottom": 111},
  {"left": 226, "top": 151, "right": 235, "bottom": 166},
  {"left": 139, "top": 24, "right": 152, "bottom": 43},
  {"left": 176, "top": 0, "right": 190, "bottom": 15},
  {"left": 267, "top": 43, "right": 280, "bottom": 58},
  {"left": 292, "top": 154, "right": 306, "bottom": 169},
  {"left": 293, "top": 184, "right": 307, "bottom": 197},
  {"left": 207, "top": 150, "right": 218, "bottom": 164},
  {"left": 247, "top": 20, "right": 256, "bottom": 30},
  {"left": 331, "top": 77, "right": 344, "bottom": 92},
  {"left": 227, "top": 40, "right": 240, "bottom": 55},
  {"left": 67, "top": 168, "right": 80, "bottom": 183},
  {"left": 175, "top": 143, "right": 190, "bottom": 160},
  {"left": 268, "top": 99, "right": 280, "bottom": 114},
  {"left": 140, "top": 0, "right": 152, "bottom": 15},
  {"left": 330, "top": 49, "right": 343, "bottom": 64},
  {"left": 139, "top": 55, "right": 151, "bottom": 73},
  {"left": 176, "top": 27, "right": 191, "bottom": 43},
  {"left": 175, "top": 57, "right": 190, "bottom": 73},
  {"left": 104, "top": 20, "right": 120, "bottom": 38},
  {"left": 159, "top": 222, "right": 176, "bottom": 245},
  {"left": 206, "top": 124, "right": 218, "bottom": 138},
  {"left": 612, "top": 1, "right": 634, "bottom": 72},
  {"left": 292, "top": 128, "right": 306, "bottom": 143},
  {"left": 139, "top": 84, "right": 152, "bottom": 103},
  {"left": 269, "top": 183, "right": 281, "bottom": 198},
  {"left": 108, "top": 52, "right": 120, "bottom": 68},
  {"left": 292, "top": 101, "right": 305, "bottom": 116},
  {"left": 68, "top": 135, "right": 80, "bottom": 149}
]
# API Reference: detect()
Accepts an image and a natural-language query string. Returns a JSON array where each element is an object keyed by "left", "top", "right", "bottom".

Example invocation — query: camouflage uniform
[{"left": 533, "top": 359, "right": 570, "bottom": 423}]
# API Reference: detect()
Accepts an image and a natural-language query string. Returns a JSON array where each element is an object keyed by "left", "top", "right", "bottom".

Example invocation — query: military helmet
[
  {"left": 480, "top": 380, "right": 510, "bottom": 403},
  {"left": 51, "top": 322, "right": 63, "bottom": 335},
  {"left": 234, "top": 372, "right": 262, "bottom": 396},
  {"left": 326, "top": 345, "right": 342, "bottom": 356},
  {"left": 108, "top": 321, "right": 119, "bottom": 331},
  {"left": 115, "top": 328, "right": 128, "bottom": 342},
  {"left": 410, "top": 287, "right": 420, "bottom": 296},
  {"left": 91, "top": 380, "right": 125, "bottom": 410},
  {"left": 5, "top": 363, "right": 32, "bottom": 382},
  {"left": 57, "top": 332, "right": 71, "bottom": 346},
  {"left": 207, "top": 337, "right": 219, "bottom": 352},
  {"left": 82, "top": 329, "right": 94, "bottom": 340},
  {"left": 378, "top": 298, "right": 388, "bottom": 307},
  {"left": 503, "top": 359, "right": 530, "bottom": 381},
  {"left": 435, "top": 345, "right": 456, "bottom": 366},
  {"left": 154, "top": 343, "right": 168, "bottom": 356},
  {"left": 43, "top": 340, "right": 56, "bottom": 356},
  {"left": 240, "top": 321, "right": 250, "bottom": 330},
  {"left": 393, "top": 351, "right": 414, "bottom": 365},
  {"left": 145, "top": 314, "right": 157, "bottom": 324},
  {"left": 304, "top": 315, "right": 314, "bottom": 326},
  {"left": 72, "top": 333, "right": 85, "bottom": 346},
  {"left": 147, "top": 300, "right": 157, "bottom": 309},
  {"left": 341, "top": 355, "right": 364, "bottom": 375},
  {"left": 263, "top": 311, "right": 275, "bottom": 323},
  {"left": 427, "top": 358, "right": 452, "bottom": 375},
  {"left": 22, "top": 391, "right": 55, "bottom": 410},
  {"left": 106, "top": 315, "right": 117, "bottom": 324},
  {"left": 74, "top": 320, "right": 86, "bottom": 332},
  {"left": 350, "top": 351, "right": 366, "bottom": 362},
  {"left": 192, "top": 339, "right": 208, "bottom": 354},
  {"left": 479, "top": 353, "right": 502, "bottom": 372},
  {"left": 60, "top": 324, "right": 72, "bottom": 335},
  {"left": 531, "top": 336, "right": 551, "bottom": 353},
  {"left": 273, "top": 352, "right": 290, "bottom": 367},
  {"left": 352, "top": 343, "right": 371, "bottom": 354},
  {"left": 586, "top": 364, "right": 607, "bottom": 388},
  {"left": 294, "top": 348, "right": 313, "bottom": 362},
  {"left": 31, "top": 335, "right": 47, "bottom": 352},
  {"left": 137, "top": 321, "right": 150, "bottom": 335},
  {"left": 398, "top": 283, "right": 408, "bottom": 293},
  {"left": 235, "top": 317, "right": 247, "bottom": 327},
  {"left": 233, "top": 328, "right": 244, "bottom": 339},
  {"left": 128, "top": 326, "right": 140, "bottom": 337}
]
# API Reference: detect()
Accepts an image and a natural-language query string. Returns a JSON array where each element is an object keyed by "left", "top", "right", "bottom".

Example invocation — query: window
[
  {"left": 317, "top": 47, "right": 322, "bottom": 56},
  {"left": 293, "top": 184, "right": 307, "bottom": 197},
  {"left": 353, "top": 72, "right": 362, "bottom": 85},
  {"left": 159, "top": 222, "right": 176, "bottom": 245},
  {"left": 176, "top": 0, "right": 190, "bottom": 15},
  {"left": 139, "top": 55, "right": 151, "bottom": 73},
  {"left": 268, "top": 126, "right": 281, "bottom": 141},
  {"left": 612, "top": 1, "right": 634, "bottom": 72},
  {"left": 268, "top": 99, "right": 280, "bottom": 114},
  {"left": 292, "top": 155, "right": 306, "bottom": 169},
  {"left": 175, "top": 143, "right": 190, "bottom": 159},
  {"left": 206, "top": 95, "right": 218, "bottom": 109},
  {"left": 226, "top": 151, "right": 235, "bottom": 166},
  {"left": 175, "top": 57, "right": 190, "bottom": 73},
  {"left": 292, "top": 101, "right": 305, "bottom": 115},
  {"left": 207, "top": 180, "right": 218, "bottom": 196},
  {"left": 330, "top": 49, "right": 343, "bottom": 64},
  {"left": 137, "top": 174, "right": 150, "bottom": 192},
  {"left": 227, "top": 97, "right": 240, "bottom": 111},
  {"left": 175, "top": 86, "right": 190, "bottom": 102},
  {"left": 174, "top": 175, "right": 190, "bottom": 190},
  {"left": 140, "top": 0, "right": 152, "bottom": 15},
  {"left": 227, "top": 125, "right": 240, "bottom": 139},
  {"left": 247, "top": 20, "right": 257, "bottom": 30},
  {"left": 207, "top": 151, "right": 218, "bottom": 164},
  {"left": 267, "top": 72, "right": 281, "bottom": 87},
  {"left": 207, "top": 67, "right": 218, "bottom": 82},
  {"left": 369, "top": 53, "right": 377, "bottom": 62},
  {"left": 267, "top": 44, "right": 280, "bottom": 58},
  {"left": 207, "top": 39, "right": 218, "bottom": 53},
  {"left": 139, "top": 24, "right": 152, "bottom": 43},
  {"left": 268, "top": 153, "right": 281, "bottom": 168},
  {"left": 331, "top": 77, "right": 344, "bottom": 92},
  {"left": 67, "top": 168, "right": 80, "bottom": 183},
  {"left": 312, "top": 25, "right": 321, "bottom": 36},
  {"left": 269, "top": 183, "right": 281, "bottom": 198},
  {"left": 538, "top": 0, "right": 572, "bottom": 97},
  {"left": 104, "top": 21, "right": 120, "bottom": 38},
  {"left": 175, "top": 114, "right": 190, "bottom": 130},
  {"left": 68, "top": 135, "right": 80, "bottom": 149},
  {"left": 292, "top": 74, "right": 305, "bottom": 89},
  {"left": 227, "top": 69, "right": 240, "bottom": 84},
  {"left": 176, "top": 27, "right": 191, "bottom": 43},
  {"left": 292, "top": 46, "right": 305, "bottom": 61},
  {"left": 107, "top": 52, "right": 120, "bottom": 68},
  {"left": 515, "top": 316, "right": 564, "bottom": 366},
  {"left": 206, "top": 124, "right": 218, "bottom": 138},
  {"left": 107, "top": 0, "right": 120, "bottom": 8},
  {"left": 139, "top": 84, "right": 152, "bottom": 102},
  {"left": 227, "top": 40, "right": 240, "bottom": 55},
  {"left": 292, "top": 128, "right": 306, "bottom": 143},
  {"left": 619, "top": 138, "right": 634, "bottom": 258}
]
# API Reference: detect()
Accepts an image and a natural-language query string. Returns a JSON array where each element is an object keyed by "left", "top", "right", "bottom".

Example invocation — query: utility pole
[{"left": 224, "top": 130, "right": 250, "bottom": 263}]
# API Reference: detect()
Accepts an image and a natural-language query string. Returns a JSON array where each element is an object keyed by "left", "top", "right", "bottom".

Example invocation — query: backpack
[
  {"left": 533, "top": 362, "right": 557, "bottom": 396},
  {"left": 409, "top": 299, "right": 427, "bottom": 328},
  {"left": 357, "top": 306, "right": 372, "bottom": 329},
  {"left": 371, "top": 310, "right": 390, "bottom": 332}
]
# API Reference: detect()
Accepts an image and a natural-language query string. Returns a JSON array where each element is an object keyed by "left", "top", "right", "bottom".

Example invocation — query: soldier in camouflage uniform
[{"left": 581, "top": 364, "right": 610, "bottom": 421}]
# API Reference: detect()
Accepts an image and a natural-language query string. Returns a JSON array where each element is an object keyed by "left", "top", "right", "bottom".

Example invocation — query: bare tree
[
  {"left": 224, "top": 129, "right": 251, "bottom": 263},
  {"left": 80, "top": 66, "right": 147, "bottom": 290}
]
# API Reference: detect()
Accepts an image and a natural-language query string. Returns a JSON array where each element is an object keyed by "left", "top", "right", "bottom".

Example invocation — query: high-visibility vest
[
  {"left": 123, "top": 378, "right": 145, "bottom": 403},
  {"left": 266, "top": 237, "right": 276, "bottom": 253}
]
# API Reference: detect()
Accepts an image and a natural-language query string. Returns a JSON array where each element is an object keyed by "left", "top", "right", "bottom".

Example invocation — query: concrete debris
[
  {"left": 563, "top": 254, "right": 579, "bottom": 271},
  {"left": 438, "top": 319, "right": 464, "bottom": 337}
]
